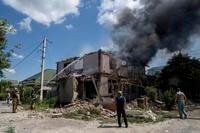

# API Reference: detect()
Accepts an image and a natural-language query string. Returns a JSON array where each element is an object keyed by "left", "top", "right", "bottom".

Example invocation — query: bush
[
  {"left": 0, "top": 93, "right": 7, "bottom": 101},
  {"left": 163, "top": 89, "right": 176, "bottom": 111},
  {"left": 5, "top": 127, "right": 15, "bottom": 133},
  {"left": 21, "top": 86, "right": 33, "bottom": 104},
  {"left": 145, "top": 86, "right": 158, "bottom": 102},
  {"left": 35, "top": 96, "right": 58, "bottom": 110}
]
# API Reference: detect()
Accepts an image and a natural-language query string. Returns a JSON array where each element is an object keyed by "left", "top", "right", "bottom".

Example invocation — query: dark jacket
[{"left": 116, "top": 96, "right": 126, "bottom": 111}]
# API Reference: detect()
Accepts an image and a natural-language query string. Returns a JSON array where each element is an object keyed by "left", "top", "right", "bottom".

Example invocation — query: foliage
[
  {"left": 0, "top": 92, "right": 7, "bottom": 101},
  {"left": 34, "top": 97, "right": 58, "bottom": 110},
  {"left": 158, "top": 53, "right": 200, "bottom": 99},
  {"left": 0, "top": 19, "right": 18, "bottom": 77},
  {"left": 145, "top": 86, "right": 158, "bottom": 102},
  {"left": 5, "top": 127, "right": 15, "bottom": 133},
  {"left": 0, "top": 19, "right": 12, "bottom": 77},
  {"left": 21, "top": 86, "right": 33, "bottom": 104},
  {"left": 0, "top": 80, "right": 13, "bottom": 93},
  {"left": 163, "top": 89, "right": 176, "bottom": 111}
]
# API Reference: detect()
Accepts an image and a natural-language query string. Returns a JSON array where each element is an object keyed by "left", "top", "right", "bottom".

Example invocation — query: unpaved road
[{"left": 1, "top": 101, "right": 200, "bottom": 133}]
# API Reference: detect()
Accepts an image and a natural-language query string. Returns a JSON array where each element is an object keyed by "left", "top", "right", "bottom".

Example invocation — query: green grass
[
  {"left": 31, "top": 97, "right": 58, "bottom": 110},
  {"left": 0, "top": 93, "right": 7, "bottom": 101},
  {"left": 5, "top": 127, "right": 15, "bottom": 133}
]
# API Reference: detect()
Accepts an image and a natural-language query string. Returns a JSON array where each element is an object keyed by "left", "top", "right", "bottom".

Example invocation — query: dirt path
[{"left": 1, "top": 101, "right": 200, "bottom": 133}]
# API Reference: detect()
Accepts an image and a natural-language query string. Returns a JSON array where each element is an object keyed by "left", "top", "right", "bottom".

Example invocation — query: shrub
[
  {"left": 21, "top": 86, "right": 33, "bottom": 104},
  {"left": 5, "top": 127, "right": 15, "bottom": 133},
  {"left": 34, "top": 96, "right": 58, "bottom": 110},
  {"left": 163, "top": 89, "right": 176, "bottom": 111},
  {"left": 0, "top": 93, "right": 7, "bottom": 101},
  {"left": 145, "top": 86, "right": 158, "bottom": 102},
  {"left": 46, "top": 96, "right": 58, "bottom": 108}
]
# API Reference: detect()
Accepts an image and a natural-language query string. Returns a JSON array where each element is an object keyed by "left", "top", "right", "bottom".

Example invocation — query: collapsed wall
[{"left": 56, "top": 50, "right": 146, "bottom": 105}]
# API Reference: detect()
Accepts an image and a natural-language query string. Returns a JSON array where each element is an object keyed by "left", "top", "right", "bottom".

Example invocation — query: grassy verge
[{"left": 4, "top": 127, "right": 15, "bottom": 133}]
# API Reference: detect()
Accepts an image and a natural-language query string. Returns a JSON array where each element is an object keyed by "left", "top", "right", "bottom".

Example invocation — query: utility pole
[{"left": 40, "top": 36, "right": 47, "bottom": 101}]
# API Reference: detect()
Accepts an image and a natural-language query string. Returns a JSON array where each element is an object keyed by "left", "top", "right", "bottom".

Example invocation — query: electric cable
[{"left": 12, "top": 43, "right": 42, "bottom": 69}]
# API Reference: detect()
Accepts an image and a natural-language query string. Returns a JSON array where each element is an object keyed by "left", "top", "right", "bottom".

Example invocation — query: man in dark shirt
[{"left": 115, "top": 91, "right": 128, "bottom": 128}]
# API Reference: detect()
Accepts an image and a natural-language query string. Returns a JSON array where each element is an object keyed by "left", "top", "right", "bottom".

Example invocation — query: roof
[{"left": 21, "top": 69, "right": 56, "bottom": 86}]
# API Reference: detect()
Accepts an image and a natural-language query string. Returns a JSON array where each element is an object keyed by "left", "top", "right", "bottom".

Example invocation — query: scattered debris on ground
[{"left": 32, "top": 100, "right": 164, "bottom": 124}]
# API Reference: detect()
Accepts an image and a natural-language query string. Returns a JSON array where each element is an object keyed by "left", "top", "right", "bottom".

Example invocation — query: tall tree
[
  {"left": 0, "top": 19, "right": 15, "bottom": 77},
  {"left": 158, "top": 53, "right": 200, "bottom": 99}
]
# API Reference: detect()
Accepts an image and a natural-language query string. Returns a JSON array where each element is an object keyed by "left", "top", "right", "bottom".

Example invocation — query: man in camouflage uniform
[
  {"left": 11, "top": 88, "right": 20, "bottom": 113},
  {"left": 30, "top": 89, "right": 38, "bottom": 110}
]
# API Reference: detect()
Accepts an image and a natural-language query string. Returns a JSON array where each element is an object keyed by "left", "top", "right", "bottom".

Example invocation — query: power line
[{"left": 12, "top": 43, "right": 41, "bottom": 69}]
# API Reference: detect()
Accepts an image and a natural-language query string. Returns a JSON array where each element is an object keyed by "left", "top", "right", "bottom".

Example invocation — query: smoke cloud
[{"left": 110, "top": 0, "right": 200, "bottom": 66}]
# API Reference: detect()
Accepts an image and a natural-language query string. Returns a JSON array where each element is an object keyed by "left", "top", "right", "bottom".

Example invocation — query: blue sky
[
  {"left": 1, "top": 0, "right": 200, "bottom": 81},
  {"left": 1, "top": 0, "right": 108, "bottom": 80}
]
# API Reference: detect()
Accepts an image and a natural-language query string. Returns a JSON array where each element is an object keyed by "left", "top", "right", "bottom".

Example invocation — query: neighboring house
[
  {"left": 20, "top": 69, "right": 57, "bottom": 96},
  {"left": 56, "top": 50, "right": 146, "bottom": 104}
]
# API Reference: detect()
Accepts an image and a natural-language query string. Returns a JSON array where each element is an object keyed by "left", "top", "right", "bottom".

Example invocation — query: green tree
[
  {"left": 145, "top": 86, "right": 157, "bottom": 102},
  {"left": 163, "top": 89, "right": 176, "bottom": 111},
  {"left": 0, "top": 80, "right": 13, "bottom": 92},
  {"left": 158, "top": 53, "right": 200, "bottom": 99},
  {"left": 0, "top": 19, "right": 15, "bottom": 77}
]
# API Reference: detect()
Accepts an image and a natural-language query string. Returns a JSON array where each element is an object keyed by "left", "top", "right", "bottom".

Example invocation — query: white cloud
[
  {"left": 3, "top": 68, "right": 16, "bottom": 74},
  {"left": 65, "top": 24, "right": 74, "bottom": 31},
  {"left": 19, "top": 17, "right": 32, "bottom": 32},
  {"left": 98, "top": 0, "right": 143, "bottom": 26},
  {"left": 12, "top": 52, "right": 24, "bottom": 59},
  {"left": 54, "top": 18, "right": 66, "bottom": 24},
  {"left": 2, "top": 0, "right": 80, "bottom": 26}
]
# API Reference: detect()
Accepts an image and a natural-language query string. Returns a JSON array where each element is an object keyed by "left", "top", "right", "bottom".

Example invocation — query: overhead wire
[{"left": 12, "top": 43, "right": 42, "bottom": 69}]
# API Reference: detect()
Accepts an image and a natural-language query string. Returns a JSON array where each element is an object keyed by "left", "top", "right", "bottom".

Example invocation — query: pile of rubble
[
  {"left": 65, "top": 100, "right": 116, "bottom": 117},
  {"left": 127, "top": 109, "right": 157, "bottom": 121},
  {"left": 45, "top": 100, "right": 116, "bottom": 119},
  {"left": 33, "top": 100, "right": 160, "bottom": 122}
]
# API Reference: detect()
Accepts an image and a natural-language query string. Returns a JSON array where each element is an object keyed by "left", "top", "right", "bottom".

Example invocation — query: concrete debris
[
  {"left": 27, "top": 112, "right": 44, "bottom": 119},
  {"left": 65, "top": 100, "right": 116, "bottom": 118},
  {"left": 127, "top": 109, "right": 157, "bottom": 121},
  {"left": 51, "top": 113, "right": 63, "bottom": 118},
  {"left": 44, "top": 100, "right": 116, "bottom": 119}
]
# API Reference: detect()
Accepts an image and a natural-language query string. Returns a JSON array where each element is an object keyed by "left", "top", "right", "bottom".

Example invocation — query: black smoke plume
[{"left": 112, "top": 0, "right": 200, "bottom": 66}]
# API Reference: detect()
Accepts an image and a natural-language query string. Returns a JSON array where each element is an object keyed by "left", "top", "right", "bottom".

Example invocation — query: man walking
[
  {"left": 115, "top": 91, "right": 128, "bottom": 128},
  {"left": 175, "top": 88, "right": 187, "bottom": 119},
  {"left": 11, "top": 88, "right": 19, "bottom": 113}
]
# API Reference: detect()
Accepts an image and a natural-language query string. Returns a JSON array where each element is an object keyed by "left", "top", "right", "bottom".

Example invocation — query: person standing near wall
[
  {"left": 175, "top": 88, "right": 188, "bottom": 119},
  {"left": 115, "top": 91, "right": 128, "bottom": 128}
]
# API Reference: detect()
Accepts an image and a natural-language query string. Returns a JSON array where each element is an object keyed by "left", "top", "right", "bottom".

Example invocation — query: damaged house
[{"left": 56, "top": 50, "right": 145, "bottom": 105}]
